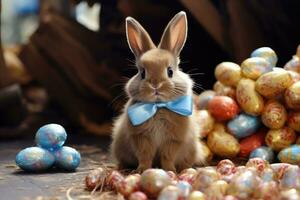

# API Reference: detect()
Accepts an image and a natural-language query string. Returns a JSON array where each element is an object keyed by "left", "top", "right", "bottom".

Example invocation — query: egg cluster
[
  {"left": 85, "top": 158, "right": 300, "bottom": 200},
  {"left": 15, "top": 124, "right": 81, "bottom": 171},
  {"left": 197, "top": 46, "right": 300, "bottom": 164}
]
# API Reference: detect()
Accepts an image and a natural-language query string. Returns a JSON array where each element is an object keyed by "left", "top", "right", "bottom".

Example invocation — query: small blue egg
[
  {"left": 35, "top": 124, "right": 67, "bottom": 151},
  {"left": 227, "top": 113, "right": 261, "bottom": 139},
  {"left": 278, "top": 145, "right": 300, "bottom": 164},
  {"left": 249, "top": 146, "right": 274, "bottom": 163},
  {"left": 251, "top": 47, "right": 278, "bottom": 67},
  {"left": 54, "top": 146, "right": 81, "bottom": 171},
  {"left": 16, "top": 147, "right": 55, "bottom": 171}
]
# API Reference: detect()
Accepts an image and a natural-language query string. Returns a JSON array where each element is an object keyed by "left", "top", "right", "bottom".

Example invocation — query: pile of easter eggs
[
  {"left": 15, "top": 124, "right": 81, "bottom": 171},
  {"left": 85, "top": 158, "right": 300, "bottom": 200},
  {"left": 197, "top": 46, "right": 300, "bottom": 164}
]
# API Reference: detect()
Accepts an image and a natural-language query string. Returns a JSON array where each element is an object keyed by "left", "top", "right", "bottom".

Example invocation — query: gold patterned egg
[
  {"left": 265, "top": 127, "right": 296, "bottom": 151},
  {"left": 213, "top": 81, "right": 236, "bottom": 99},
  {"left": 262, "top": 100, "right": 287, "bottom": 129},
  {"left": 241, "top": 57, "right": 272, "bottom": 80},
  {"left": 215, "top": 62, "right": 241, "bottom": 87},
  {"left": 285, "top": 82, "right": 300, "bottom": 110},
  {"left": 288, "top": 112, "right": 300, "bottom": 132},
  {"left": 198, "top": 110, "right": 215, "bottom": 138},
  {"left": 192, "top": 168, "right": 220, "bottom": 191},
  {"left": 287, "top": 71, "right": 300, "bottom": 84},
  {"left": 256, "top": 71, "right": 293, "bottom": 99},
  {"left": 236, "top": 78, "right": 264, "bottom": 116},
  {"left": 205, "top": 180, "right": 228, "bottom": 200},
  {"left": 284, "top": 55, "right": 300, "bottom": 73}
]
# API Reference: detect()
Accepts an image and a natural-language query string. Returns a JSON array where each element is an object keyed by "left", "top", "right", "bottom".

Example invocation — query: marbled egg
[
  {"left": 227, "top": 113, "right": 261, "bottom": 139},
  {"left": 205, "top": 180, "right": 228, "bottom": 200},
  {"left": 208, "top": 96, "right": 239, "bottom": 121},
  {"left": 106, "top": 170, "right": 125, "bottom": 190},
  {"left": 178, "top": 168, "right": 197, "bottom": 185},
  {"left": 129, "top": 191, "right": 148, "bottom": 200},
  {"left": 198, "top": 110, "right": 214, "bottom": 138},
  {"left": 239, "top": 128, "right": 266, "bottom": 157},
  {"left": 16, "top": 147, "right": 55, "bottom": 171},
  {"left": 249, "top": 146, "right": 274, "bottom": 163},
  {"left": 265, "top": 127, "right": 296, "bottom": 151},
  {"left": 278, "top": 145, "right": 300, "bottom": 164},
  {"left": 270, "top": 163, "right": 291, "bottom": 180},
  {"left": 246, "top": 157, "right": 271, "bottom": 174},
  {"left": 157, "top": 185, "right": 181, "bottom": 200},
  {"left": 35, "top": 124, "right": 67, "bottom": 151},
  {"left": 236, "top": 78, "right": 264, "bottom": 116},
  {"left": 284, "top": 55, "right": 300, "bottom": 73},
  {"left": 251, "top": 47, "right": 278, "bottom": 67},
  {"left": 117, "top": 174, "right": 141, "bottom": 197},
  {"left": 280, "top": 165, "right": 300, "bottom": 190},
  {"left": 198, "top": 90, "right": 216, "bottom": 110},
  {"left": 262, "top": 100, "right": 287, "bottom": 129},
  {"left": 241, "top": 57, "right": 273, "bottom": 80},
  {"left": 213, "top": 81, "right": 236, "bottom": 99},
  {"left": 193, "top": 168, "right": 220, "bottom": 191},
  {"left": 215, "top": 62, "right": 241, "bottom": 87},
  {"left": 216, "top": 159, "right": 236, "bottom": 176},
  {"left": 253, "top": 181, "right": 279, "bottom": 200},
  {"left": 288, "top": 112, "right": 300, "bottom": 132},
  {"left": 54, "top": 146, "right": 81, "bottom": 170},
  {"left": 187, "top": 191, "right": 206, "bottom": 200},
  {"left": 285, "top": 82, "right": 300, "bottom": 110}
]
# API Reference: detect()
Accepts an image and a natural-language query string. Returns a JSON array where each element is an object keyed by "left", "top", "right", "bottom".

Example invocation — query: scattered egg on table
[
  {"left": 249, "top": 146, "right": 274, "bottom": 163},
  {"left": 106, "top": 170, "right": 125, "bottom": 190},
  {"left": 278, "top": 145, "right": 300, "bottom": 164},
  {"left": 117, "top": 174, "right": 141, "bottom": 197},
  {"left": 54, "top": 146, "right": 81, "bottom": 171},
  {"left": 85, "top": 167, "right": 108, "bottom": 191}
]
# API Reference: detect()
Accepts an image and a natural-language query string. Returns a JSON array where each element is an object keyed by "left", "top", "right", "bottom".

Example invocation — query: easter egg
[
  {"left": 239, "top": 128, "right": 266, "bottom": 157},
  {"left": 253, "top": 181, "right": 278, "bottom": 200},
  {"left": 178, "top": 168, "right": 197, "bottom": 185},
  {"left": 236, "top": 78, "right": 264, "bottom": 116},
  {"left": 35, "top": 124, "right": 67, "bottom": 151},
  {"left": 193, "top": 168, "right": 219, "bottom": 191},
  {"left": 251, "top": 47, "right": 278, "bottom": 67},
  {"left": 140, "top": 169, "right": 172, "bottom": 198},
  {"left": 284, "top": 55, "right": 300, "bottom": 73},
  {"left": 255, "top": 71, "right": 293, "bottom": 99},
  {"left": 213, "top": 81, "right": 236, "bottom": 99},
  {"left": 278, "top": 145, "right": 300, "bottom": 164},
  {"left": 208, "top": 96, "right": 239, "bottom": 121},
  {"left": 280, "top": 165, "right": 300, "bottom": 190},
  {"left": 265, "top": 127, "right": 296, "bottom": 151},
  {"left": 198, "top": 110, "right": 214, "bottom": 137},
  {"left": 106, "top": 170, "right": 124, "bottom": 190},
  {"left": 262, "top": 100, "right": 287, "bottom": 129},
  {"left": 54, "top": 146, "right": 81, "bottom": 170},
  {"left": 176, "top": 181, "right": 192, "bottom": 199},
  {"left": 280, "top": 188, "right": 300, "bottom": 200},
  {"left": 285, "top": 82, "right": 300, "bottom": 110},
  {"left": 241, "top": 57, "right": 273, "bottom": 80},
  {"left": 16, "top": 147, "right": 55, "bottom": 171},
  {"left": 129, "top": 191, "right": 148, "bottom": 200},
  {"left": 85, "top": 167, "right": 108, "bottom": 191},
  {"left": 260, "top": 168, "right": 276, "bottom": 182},
  {"left": 227, "top": 113, "right": 261, "bottom": 139},
  {"left": 246, "top": 157, "right": 271, "bottom": 173},
  {"left": 157, "top": 185, "right": 181, "bottom": 200},
  {"left": 117, "top": 174, "right": 141, "bottom": 197},
  {"left": 249, "top": 146, "right": 274, "bottom": 163},
  {"left": 216, "top": 159, "right": 236, "bottom": 176},
  {"left": 187, "top": 191, "right": 206, "bottom": 200},
  {"left": 205, "top": 180, "right": 228, "bottom": 200},
  {"left": 207, "top": 127, "right": 240, "bottom": 158},
  {"left": 270, "top": 163, "right": 291, "bottom": 180},
  {"left": 198, "top": 90, "right": 216, "bottom": 110},
  {"left": 288, "top": 71, "right": 300, "bottom": 84},
  {"left": 215, "top": 62, "right": 241, "bottom": 87}
]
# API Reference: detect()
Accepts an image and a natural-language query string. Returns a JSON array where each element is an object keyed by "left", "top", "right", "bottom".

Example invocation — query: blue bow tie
[{"left": 127, "top": 95, "right": 193, "bottom": 126}]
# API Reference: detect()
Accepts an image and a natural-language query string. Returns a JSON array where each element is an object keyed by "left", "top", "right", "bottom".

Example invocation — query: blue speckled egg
[
  {"left": 35, "top": 124, "right": 67, "bottom": 151},
  {"left": 16, "top": 147, "right": 55, "bottom": 171},
  {"left": 54, "top": 146, "right": 81, "bottom": 170},
  {"left": 227, "top": 113, "right": 261, "bottom": 138},
  {"left": 251, "top": 47, "right": 278, "bottom": 67},
  {"left": 278, "top": 145, "right": 300, "bottom": 164},
  {"left": 249, "top": 146, "right": 274, "bottom": 163}
]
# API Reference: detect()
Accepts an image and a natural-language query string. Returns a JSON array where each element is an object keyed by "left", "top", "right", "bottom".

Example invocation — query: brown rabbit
[{"left": 111, "top": 11, "right": 207, "bottom": 172}]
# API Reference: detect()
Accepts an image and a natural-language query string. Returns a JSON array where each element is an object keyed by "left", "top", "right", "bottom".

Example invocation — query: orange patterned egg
[
  {"left": 208, "top": 96, "right": 239, "bottom": 121},
  {"left": 261, "top": 100, "right": 287, "bottom": 129},
  {"left": 265, "top": 127, "right": 296, "bottom": 151},
  {"left": 288, "top": 112, "right": 300, "bottom": 132},
  {"left": 239, "top": 128, "right": 266, "bottom": 157}
]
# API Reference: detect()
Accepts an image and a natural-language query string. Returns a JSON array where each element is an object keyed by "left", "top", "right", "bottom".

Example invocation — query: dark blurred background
[{"left": 1, "top": 0, "right": 300, "bottom": 138}]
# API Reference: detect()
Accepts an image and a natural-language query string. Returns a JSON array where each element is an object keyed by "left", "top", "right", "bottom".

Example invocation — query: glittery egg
[
  {"left": 251, "top": 47, "right": 278, "bottom": 67},
  {"left": 265, "top": 127, "right": 296, "bottom": 151},
  {"left": 129, "top": 191, "right": 148, "bottom": 200},
  {"left": 198, "top": 110, "right": 215, "bottom": 137},
  {"left": 262, "top": 100, "right": 287, "bottom": 129},
  {"left": 106, "top": 170, "right": 124, "bottom": 190},
  {"left": 216, "top": 159, "right": 236, "bottom": 177},
  {"left": 192, "top": 168, "right": 220, "bottom": 191},
  {"left": 140, "top": 169, "right": 172, "bottom": 198},
  {"left": 54, "top": 146, "right": 81, "bottom": 170},
  {"left": 16, "top": 147, "right": 55, "bottom": 171},
  {"left": 278, "top": 145, "right": 300, "bottom": 164},
  {"left": 280, "top": 165, "right": 300, "bottom": 189},
  {"left": 241, "top": 57, "right": 273, "bottom": 80},
  {"left": 239, "top": 128, "right": 266, "bottom": 157},
  {"left": 288, "top": 112, "right": 300, "bottom": 132},
  {"left": 205, "top": 180, "right": 228, "bottom": 200},
  {"left": 246, "top": 157, "right": 271, "bottom": 174},
  {"left": 35, "top": 124, "right": 67, "bottom": 151},
  {"left": 284, "top": 55, "right": 300, "bottom": 73},
  {"left": 187, "top": 191, "right": 206, "bottom": 200},
  {"left": 236, "top": 78, "right": 264, "bottom": 116},
  {"left": 253, "top": 181, "right": 279, "bottom": 200},
  {"left": 208, "top": 96, "right": 239, "bottom": 121},
  {"left": 198, "top": 90, "right": 216, "bottom": 110},
  {"left": 256, "top": 71, "right": 293, "bottom": 99},
  {"left": 213, "top": 81, "right": 236, "bottom": 99},
  {"left": 285, "top": 82, "right": 300, "bottom": 110},
  {"left": 249, "top": 146, "right": 274, "bottom": 163},
  {"left": 215, "top": 62, "right": 241, "bottom": 87},
  {"left": 227, "top": 113, "right": 261, "bottom": 139},
  {"left": 176, "top": 181, "right": 192, "bottom": 199},
  {"left": 85, "top": 167, "right": 108, "bottom": 191},
  {"left": 117, "top": 174, "right": 141, "bottom": 197},
  {"left": 157, "top": 185, "right": 181, "bottom": 200}
]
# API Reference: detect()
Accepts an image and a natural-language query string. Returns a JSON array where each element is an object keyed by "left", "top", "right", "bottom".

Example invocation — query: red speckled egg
[
  {"left": 239, "top": 128, "right": 266, "bottom": 157},
  {"left": 208, "top": 96, "right": 239, "bottom": 121}
]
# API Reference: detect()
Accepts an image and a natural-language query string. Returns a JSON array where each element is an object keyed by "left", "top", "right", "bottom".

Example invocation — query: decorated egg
[
  {"left": 280, "top": 165, "right": 300, "bottom": 189},
  {"left": 249, "top": 146, "right": 274, "bottom": 163},
  {"left": 256, "top": 71, "right": 293, "bottom": 99},
  {"left": 287, "top": 71, "right": 300, "bottom": 84},
  {"left": 284, "top": 55, "right": 300, "bottom": 73},
  {"left": 54, "top": 146, "right": 81, "bottom": 170},
  {"left": 198, "top": 90, "right": 216, "bottom": 110},
  {"left": 106, "top": 170, "right": 124, "bottom": 190},
  {"left": 253, "top": 181, "right": 279, "bottom": 200},
  {"left": 262, "top": 100, "right": 287, "bottom": 129},
  {"left": 216, "top": 159, "right": 236, "bottom": 176},
  {"left": 227, "top": 113, "right": 261, "bottom": 139},
  {"left": 129, "top": 191, "right": 148, "bottom": 200},
  {"left": 236, "top": 78, "right": 264, "bottom": 116},
  {"left": 193, "top": 168, "right": 220, "bottom": 191},
  {"left": 16, "top": 147, "right": 55, "bottom": 171},
  {"left": 251, "top": 47, "right": 278, "bottom": 67},
  {"left": 85, "top": 167, "right": 108, "bottom": 191},
  {"left": 176, "top": 181, "right": 192, "bottom": 199},
  {"left": 140, "top": 169, "right": 172, "bottom": 198},
  {"left": 198, "top": 110, "right": 214, "bottom": 137},
  {"left": 280, "top": 188, "right": 300, "bottom": 200},
  {"left": 213, "top": 81, "right": 236, "bottom": 99},
  {"left": 117, "top": 174, "right": 141, "bottom": 197},
  {"left": 215, "top": 62, "right": 241, "bottom": 87},
  {"left": 35, "top": 124, "right": 67, "bottom": 151},
  {"left": 288, "top": 112, "right": 300, "bottom": 132},
  {"left": 207, "top": 127, "right": 240, "bottom": 158},
  {"left": 278, "top": 145, "right": 300, "bottom": 164},
  {"left": 178, "top": 168, "right": 197, "bottom": 185},
  {"left": 246, "top": 157, "right": 271, "bottom": 173},
  {"left": 205, "top": 180, "right": 228, "bottom": 200},
  {"left": 241, "top": 57, "right": 273, "bottom": 80},
  {"left": 265, "top": 127, "right": 296, "bottom": 151},
  {"left": 260, "top": 168, "right": 276, "bottom": 182},
  {"left": 157, "top": 185, "right": 181, "bottom": 200},
  {"left": 187, "top": 191, "right": 206, "bottom": 200},
  {"left": 270, "top": 163, "right": 291, "bottom": 180},
  {"left": 208, "top": 96, "right": 239, "bottom": 121},
  {"left": 239, "top": 128, "right": 266, "bottom": 157},
  {"left": 285, "top": 82, "right": 300, "bottom": 110}
]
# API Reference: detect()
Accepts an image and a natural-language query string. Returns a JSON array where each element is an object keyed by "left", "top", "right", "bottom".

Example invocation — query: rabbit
[{"left": 111, "top": 11, "right": 207, "bottom": 172}]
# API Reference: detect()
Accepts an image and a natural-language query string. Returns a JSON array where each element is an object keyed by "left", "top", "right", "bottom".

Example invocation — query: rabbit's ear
[
  {"left": 126, "top": 17, "right": 155, "bottom": 57},
  {"left": 158, "top": 11, "right": 187, "bottom": 56}
]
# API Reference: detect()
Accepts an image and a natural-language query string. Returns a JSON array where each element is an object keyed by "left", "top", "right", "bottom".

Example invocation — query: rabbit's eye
[
  {"left": 167, "top": 67, "right": 173, "bottom": 78},
  {"left": 140, "top": 69, "right": 146, "bottom": 79}
]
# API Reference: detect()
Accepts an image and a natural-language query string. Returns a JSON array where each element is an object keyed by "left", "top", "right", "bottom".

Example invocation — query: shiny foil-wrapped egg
[
  {"left": 262, "top": 100, "right": 287, "bottom": 129},
  {"left": 117, "top": 174, "right": 141, "bottom": 197},
  {"left": 157, "top": 185, "right": 181, "bottom": 200},
  {"left": 198, "top": 90, "right": 216, "bottom": 110},
  {"left": 193, "top": 167, "right": 220, "bottom": 191},
  {"left": 285, "top": 82, "right": 300, "bottom": 110},
  {"left": 205, "top": 180, "right": 228, "bottom": 200},
  {"left": 246, "top": 157, "right": 271, "bottom": 174},
  {"left": 288, "top": 112, "right": 300, "bottom": 132},
  {"left": 241, "top": 57, "right": 273, "bottom": 80},
  {"left": 280, "top": 165, "right": 300, "bottom": 190},
  {"left": 215, "top": 62, "right": 241, "bottom": 87},
  {"left": 213, "top": 81, "right": 236, "bottom": 99},
  {"left": 278, "top": 145, "right": 300, "bottom": 164},
  {"left": 54, "top": 146, "right": 81, "bottom": 171},
  {"left": 249, "top": 146, "right": 274, "bottom": 163},
  {"left": 253, "top": 181, "right": 279, "bottom": 200},
  {"left": 178, "top": 168, "right": 197, "bottom": 185},
  {"left": 198, "top": 110, "right": 215, "bottom": 138},
  {"left": 176, "top": 181, "right": 192, "bottom": 199},
  {"left": 85, "top": 167, "right": 108, "bottom": 191},
  {"left": 251, "top": 47, "right": 278, "bottom": 67},
  {"left": 216, "top": 159, "right": 236, "bottom": 176},
  {"left": 208, "top": 96, "right": 239, "bottom": 121},
  {"left": 106, "top": 170, "right": 124, "bottom": 190},
  {"left": 187, "top": 191, "right": 206, "bottom": 200},
  {"left": 239, "top": 128, "right": 266, "bottom": 157},
  {"left": 284, "top": 55, "right": 300, "bottom": 73},
  {"left": 265, "top": 127, "right": 296, "bottom": 151}
]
